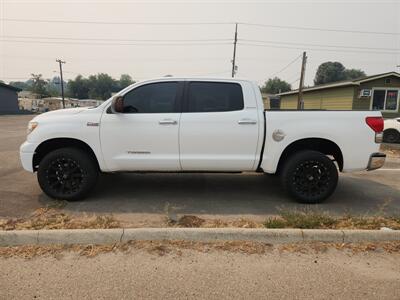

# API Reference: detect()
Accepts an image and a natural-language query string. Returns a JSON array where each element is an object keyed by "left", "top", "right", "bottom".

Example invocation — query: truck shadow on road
[{"left": 38, "top": 172, "right": 400, "bottom": 217}]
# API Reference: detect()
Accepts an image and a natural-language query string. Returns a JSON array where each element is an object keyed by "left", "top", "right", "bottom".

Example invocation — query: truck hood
[{"left": 33, "top": 107, "right": 89, "bottom": 121}]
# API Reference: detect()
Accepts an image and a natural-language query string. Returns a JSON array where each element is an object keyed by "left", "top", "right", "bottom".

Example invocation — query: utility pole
[
  {"left": 56, "top": 59, "right": 66, "bottom": 108},
  {"left": 231, "top": 23, "right": 238, "bottom": 78},
  {"left": 297, "top": 51, "right": 307, "bottom": 110}
]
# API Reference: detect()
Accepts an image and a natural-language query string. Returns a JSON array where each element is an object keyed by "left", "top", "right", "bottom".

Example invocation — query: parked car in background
[
  {"left": 20, "top": 78, "right": 386, "bottom": 204},
  {"left": 383, "top": 118, "right": 400, "bottom": 143}
]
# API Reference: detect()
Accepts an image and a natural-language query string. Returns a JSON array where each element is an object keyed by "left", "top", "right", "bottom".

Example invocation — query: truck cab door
[
  {"left": 100, "top": 81, "right": 183, "bottom": 171},
  {"left": 179, "top": 81, "right": 260, "bottom": 171}
]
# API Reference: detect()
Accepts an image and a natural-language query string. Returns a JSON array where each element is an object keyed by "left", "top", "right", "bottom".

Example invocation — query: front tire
[
  {"left": 37, "top": 148, "right": 98, "bottom": 201},
  {"left": 280, "top": 150, "right": 338, "bottom": 204}
]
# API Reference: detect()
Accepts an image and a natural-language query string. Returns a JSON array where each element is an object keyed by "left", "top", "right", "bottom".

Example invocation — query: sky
[{"left": 0, "top": 0, "right": 399, "bottom": 88}]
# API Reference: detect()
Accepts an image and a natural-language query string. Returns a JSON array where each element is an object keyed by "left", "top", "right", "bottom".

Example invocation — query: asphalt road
[
  {"left": 1, "top": 115, "right": 400, "bottom": 225},
  {"left": 1, "top": 247, "right": 399, "bottom": 299}
]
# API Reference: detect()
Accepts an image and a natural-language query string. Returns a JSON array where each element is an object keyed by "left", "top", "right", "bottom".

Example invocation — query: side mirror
[{"left": 111, "top": 96, "right": 124, "bottom": 113}]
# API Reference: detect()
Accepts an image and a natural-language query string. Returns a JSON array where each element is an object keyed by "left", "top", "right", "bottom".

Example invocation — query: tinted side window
[
  {"left": 123, "top": 82, "right": 178, "bottom": 113},
  {"left": 187, "top": 82, "right": 244, "bottom": 112}
]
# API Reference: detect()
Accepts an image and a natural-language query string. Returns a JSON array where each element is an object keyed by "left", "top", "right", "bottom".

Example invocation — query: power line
[
  {"left": 241, "top": 39, "right": 400, "bottom": 52},
  {"left": 2, "top": 54, "right": 232, "bottom": 62},
  {"left": 2, "top": 18, "right": 399, "bottom": 35},
  {"left": 2, "top": 35, "right": 231, "bottom": 43},
  {"left": 267, "top": 53, "right": 302, "bottom": 79},
  {"left": 239, "top": 22, "right": 400, "bottom": 36},
  {"left": 0, "top": 18, "right": 234, "bottom": 26},
  {"left": 239, "top": 43, "right": 400, "bottom": 55},
  {"left": 2, "top": 38, "right": 397, "bottom": 54},
  {"left": 0, "top": 39, "right": 232, "bottom": 46},
  {"left": 289, "top": 78, "right": 300, "bottom": 85},
  {"left": 4, "top": 35, "right": 398, "bottom": 52},
  {"left": 2, "top": 1, "right": 397, "bottom": 4}
]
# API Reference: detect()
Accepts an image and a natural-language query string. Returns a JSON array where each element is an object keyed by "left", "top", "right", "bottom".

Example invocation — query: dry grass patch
[
  {"left": 0, "top": 207, "right": 120, "bottom": 230},
  {"left": 264, "top": 210, "right": 400, "bottom": 230},
  {"left": 170, "top": 212, "right": 400, "bottom": 230},
  {"left": 279, "top": 241, "right": 400, "bottom": 254},
  {"left": 380, "top": 144, "right": 400, "bottom": 158},
  {"left": 1, "top": 240, "right": 400, "bottom": 259},
  {"left": 0, "top": 240, "right": 272, "bottom": 259}
]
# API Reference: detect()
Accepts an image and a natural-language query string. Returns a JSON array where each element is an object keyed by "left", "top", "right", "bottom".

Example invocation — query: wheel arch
[
  {"left": 276, "top": 138, "right": 344, "bottom": 173},
  {"left": 383, "top": 128, "right": 400, "bottom": 134},
  {"left": 33, "top": 138, "right": 100, "bottom": 171}
]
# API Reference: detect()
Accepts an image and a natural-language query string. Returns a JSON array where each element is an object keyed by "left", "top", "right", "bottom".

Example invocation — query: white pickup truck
[{"left": 20, "top": 78, "right": 386, "bottom": 203}]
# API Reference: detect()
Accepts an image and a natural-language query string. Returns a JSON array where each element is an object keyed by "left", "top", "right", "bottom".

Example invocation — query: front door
[
  {"left": 100, "top": 81, "right": 183, "bottom": 171},
  {"left": 179, "top": 81, "right": 260, "bottom": 171}
]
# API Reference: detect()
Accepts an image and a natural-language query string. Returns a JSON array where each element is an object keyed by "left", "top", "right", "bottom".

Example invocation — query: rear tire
[
  {"left": 280, "top": 150, "right": 338, "bottom": 204},
  {"left": 37, "top": 148, "right": 98, "bottom": 201},
  {"left": 383, "top": 129, "right": 400, "bottom": 143}
]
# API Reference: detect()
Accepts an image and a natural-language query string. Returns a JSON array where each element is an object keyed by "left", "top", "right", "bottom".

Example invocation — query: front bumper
[
  {"left": 19, "top": 141, "right": 38, "bottom": 172},
  {"left": 367, "top": 152, "right": 386, "bottom": 171}
]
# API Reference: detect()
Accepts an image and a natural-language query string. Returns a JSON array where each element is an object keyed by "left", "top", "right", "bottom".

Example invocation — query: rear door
[
  {"left": 179, "top": 81, "right": 260, "bottom": 171},
  {"left": 100, "top": 81, "right": 183, "bottom": 171}
]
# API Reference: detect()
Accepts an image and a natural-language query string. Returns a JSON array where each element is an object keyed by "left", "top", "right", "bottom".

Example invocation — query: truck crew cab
[{"left": 20, "top": 78, "right": 386, "bottom": 203}]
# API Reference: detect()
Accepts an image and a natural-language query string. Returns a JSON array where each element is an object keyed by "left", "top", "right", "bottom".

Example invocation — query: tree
[
  {"left": 118, "top": 74, "right": 134, "bottom": 90},
  {"left": 9, "top": 81, "right": 30, "bottom": 91},
  {"left": 87, "top": 73, "right": 119, "bottom": 100},
  {"left": 29, "top": 74, "right": 49, "bottom": 98},
  {"left": 314, "top": 62, "right": 346, "bottom": 85},
  {"left": 261, "top": 77, "right": 291, "bottom": 94},
  {"left": 67, "top": 75, "right": 90, "bottom": 99},
  {"left": 343, "top": 68, "right": 366, "bottom": 80},
  {"left": 314, "top": 62, "right": 367, "bottom": 85},
  {"left": 67, "top": 73, "right": 135, "bottom": 100},
  {"left": 46, "top": 76, "right": 66, "bottom": 97}
]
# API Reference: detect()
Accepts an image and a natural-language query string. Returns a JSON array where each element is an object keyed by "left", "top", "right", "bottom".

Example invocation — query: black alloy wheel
[
  {"left": 37, "top": 148, "right": 98, "bottom": 201},
  {"left": 281, "top": 151, "right": 338, "bottom": 204}
]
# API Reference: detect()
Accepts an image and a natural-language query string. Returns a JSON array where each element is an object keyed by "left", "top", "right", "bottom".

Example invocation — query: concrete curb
[{"left": 1, "top": 228, "right": 399, "bottom": 247}]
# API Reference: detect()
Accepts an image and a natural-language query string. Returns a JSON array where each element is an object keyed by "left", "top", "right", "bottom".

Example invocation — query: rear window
[{"left": 187, "top": 82, "right": 244, "bottom": 113}]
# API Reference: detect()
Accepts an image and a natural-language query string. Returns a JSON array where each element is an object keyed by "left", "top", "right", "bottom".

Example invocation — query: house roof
[
  {"left": 277, "top": 71, "right": 400, "bottom": 96},
  {"left": 0, "top": 82, "right": 22, "bottom": 92}
]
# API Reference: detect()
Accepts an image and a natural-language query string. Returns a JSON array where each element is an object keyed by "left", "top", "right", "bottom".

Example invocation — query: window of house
[
  {"left": 385, "top": 78, "right": 391, "bottom": 84},
  {"left": 187, "top": 82, "right": 244, "bottom": 113},
  {"left": 372, "top": 89, "right": 399, "bottom": 111}
]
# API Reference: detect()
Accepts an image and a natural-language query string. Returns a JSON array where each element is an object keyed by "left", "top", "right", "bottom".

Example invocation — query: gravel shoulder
[{"left": 1, "top": 244, "right": 399, "bottom": 300}]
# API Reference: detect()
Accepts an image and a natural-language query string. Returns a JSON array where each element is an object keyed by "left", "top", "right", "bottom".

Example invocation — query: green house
[{"left": 277, "top": 72, "right": 400, "bottom": 118}]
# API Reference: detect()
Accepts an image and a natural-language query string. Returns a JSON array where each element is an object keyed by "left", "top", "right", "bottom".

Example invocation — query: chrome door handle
[
  {"left": 159, "top": 119, "right": 178, "bottom": 125},
  {"left": 238, "top": 119, "right": 257, "bottom": 125}
]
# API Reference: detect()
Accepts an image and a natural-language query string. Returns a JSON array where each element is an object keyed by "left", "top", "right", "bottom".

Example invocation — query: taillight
[{"left": 366, "top": 117, "right": 384, "bottom": 133}]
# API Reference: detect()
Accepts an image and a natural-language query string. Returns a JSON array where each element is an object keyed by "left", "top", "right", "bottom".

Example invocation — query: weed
[{"left": 264, "top": 210, "right": 337, "bottom": 229}]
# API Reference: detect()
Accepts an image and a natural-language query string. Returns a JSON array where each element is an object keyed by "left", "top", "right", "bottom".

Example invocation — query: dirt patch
[
  {"left": 172, "top": 215, "right": 206, "bottom": 227},
  {"left": 168, "top": 215, "right": 263, "bottom": 228}
]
